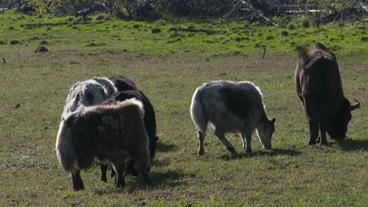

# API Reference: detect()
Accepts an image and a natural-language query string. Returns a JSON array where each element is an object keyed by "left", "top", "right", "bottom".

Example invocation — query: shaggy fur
[
  {"left": 61, "top": 77, "right": 119, "bottom": 119},
  {"left": 104, "top": 90, "right": 157, "bottom": 158},
  {"left": 110, "top": 76, "right": 137, "bottom": 91},
  {"left": 60, "top": 76, "right": 153, "bottom": 182},
  {"left": 100, "top": 90, "right": 158, "bottom": 180},
  {"left": 56, "top": 99, "right": 152, "bottom": 191},
  {"left": 190, "top": 80, "right": 275, "bottom": 156}
]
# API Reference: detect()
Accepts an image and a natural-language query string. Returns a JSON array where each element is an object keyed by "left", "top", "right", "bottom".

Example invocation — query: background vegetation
[
  {"left": 1, "top": 0, "right": 368, "bottom": 18},
  {"left": 0, "top": 5, "right": 368, "bottom": 207}
]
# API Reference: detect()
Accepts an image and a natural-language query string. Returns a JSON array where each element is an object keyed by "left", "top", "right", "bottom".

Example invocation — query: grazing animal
[
  {"left": 295, "top": 43, "right": 360, "bottom": 145},
  {"left": 100, "top": 90, "right": 158, "bottom": 181},
  {"left": 61, "top": 76, "right": 151, "bottom": 181},
  {"left": 56, "top": 99, "right": 152, "bottom": 191},
  {"left": 190, "top": 80, "right": 276, "bottom": 156}
]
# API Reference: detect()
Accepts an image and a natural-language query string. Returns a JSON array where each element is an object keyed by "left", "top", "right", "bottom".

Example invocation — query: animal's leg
[
  {"left": 110, "top": 150, "right": 127, "bottom": 188},
  {"left": 304, "top": 97, "right": 319, "bottom": 145},
  {"left": 126, "top": 160, "right": 139, "bottom": 176},
  {"left": 72, "top": 170, "right": 84, "bottom": 191},
  {"left": 135, "top": 160, "right": 153, "bottom": 186},
  {"left": 110, "top": 167, "right": 116, "bottom": 178},
  {"left": 198, "top": 130, "right": 205, "bottom": 156},
  {"left": 214, "top": 130, "right": 237, "bottom": 156},
  {"left": 241, "top": 132, "right": 253, "bottom": 153},
  {"left": 308, "top": 119, "right": 319, "bottom": 145},
  {"left": 134, "top": 150, "right": 153, "bottom": 186},
  {"left": 100, "top": 164, "right": 108, "bottom": 182},
  {"left": 111, "top": 162, "right": 125, "bottom": 188},
  {"left": 319, "top": 119, "right": 328, "bottom": 145}
]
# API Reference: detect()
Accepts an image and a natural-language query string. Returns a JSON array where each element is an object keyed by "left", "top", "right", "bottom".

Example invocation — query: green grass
[
  {"left": 0, "top": 11, "right": 368, "bottom": 206},
  {"left": 1, "top": 10, "right": 368, "bottom": 58}
]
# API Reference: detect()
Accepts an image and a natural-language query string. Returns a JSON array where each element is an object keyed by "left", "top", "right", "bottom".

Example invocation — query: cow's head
[
  {"left": 257, "top": 118, "right": 276, "bottom": 149},
  {"left": 69, "top": 84, "right": 106, "bottom": 112},
  {"left": 327, "top": 98, "right": 360, "bottom": 140}
]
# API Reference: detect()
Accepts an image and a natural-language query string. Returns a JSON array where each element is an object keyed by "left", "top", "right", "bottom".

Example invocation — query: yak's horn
[{"left": 350, "top": 99, "right": 360, "bottom": 111}]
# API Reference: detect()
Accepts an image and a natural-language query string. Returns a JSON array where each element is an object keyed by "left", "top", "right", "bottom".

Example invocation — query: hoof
[
  {"left": 320, "top": 140, "right": 328, "bottom": 145},
  {"left": 101, "top": 176, "right": 107, "bottom": 183},
  {"left": 246, "top": 148, "right": 252, "bottom": 154},
  {"left": 115, "top": 181, "right": 125, "bottom": 188},
  {"left": 308, "top": 140, "right": 317, "bottom": 145},
  {"left": 110, "top": 170, "right": 116, "bottom": 178},
  {"left": 73, "top": 184, "right": 84, "bottom": 191},
  {"left": 230, "top": 151, "right": 238, "bottom": 159},
  {"left": 227, "top": 147, "right": 237, "bottom": 157},
  {"left": 145, "top": 180, "right": 153, "bottom": 186},
  {"left": 198, "top": 149, "right": 205, "bottom": 156}
]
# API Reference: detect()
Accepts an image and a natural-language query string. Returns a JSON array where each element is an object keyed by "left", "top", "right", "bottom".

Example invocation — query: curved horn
[{"left": 350, "top": 99, "right": 360, "bottom": 111}]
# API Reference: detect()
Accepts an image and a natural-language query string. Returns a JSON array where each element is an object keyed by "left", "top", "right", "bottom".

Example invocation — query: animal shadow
[
  {"left": 125, "top": 169, "right": 186, "bottom": 192},
  {"left": 156, "top": 142, "right": 177, "bottom": 153},
  {"left": 152, "top": 157, "right": 170, "bottom": 167},
  {"left": 252, "top": 148, "right": 301, "bottom": 157},
  {"left": 335, "top": 138, "right": 368, "bottom": 151},
  {"left": 220, "top": 148, "right": 301, "bottom": 160}
]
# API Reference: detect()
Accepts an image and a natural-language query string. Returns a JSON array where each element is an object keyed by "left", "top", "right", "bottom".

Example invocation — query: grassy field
[{"left": 0, "top": 11, "right": 368, "bottom": 206}]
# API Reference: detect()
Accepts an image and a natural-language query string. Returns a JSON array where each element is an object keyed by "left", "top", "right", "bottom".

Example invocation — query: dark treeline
[{"left": 0, "top": 0, "right": 367, "bottom": 21}]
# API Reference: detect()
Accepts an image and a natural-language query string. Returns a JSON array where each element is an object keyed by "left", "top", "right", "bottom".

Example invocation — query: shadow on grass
[
  {"left": 91, "top": 169, "right": 186, "bottom": 194},
  {"left": 220, "top": 148, "right": 301, "bottom": 160},
  {"left": 156, "top": 142, "right": 177, "bottom": 153},
  {"left": 152, "top": 157, "right": 170, "bottom": 167},
  {"left": 124, "top": 169, "right": 186, "bottom": 193},
  {"left": 335, "top": 138, "right": 368, "bottom": 151},
  {"left": 253, "top": 148, "right": 302, "bottom": 156}
]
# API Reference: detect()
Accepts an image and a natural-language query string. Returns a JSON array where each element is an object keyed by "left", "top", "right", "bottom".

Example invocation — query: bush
[{"left": 163, "top": 0, "right": 233, "bottom": 18}]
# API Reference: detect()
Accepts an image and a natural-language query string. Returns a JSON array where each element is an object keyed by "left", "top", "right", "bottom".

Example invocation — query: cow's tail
[
  {"left": 55, "top": 119, "right": 77, "bottom": 173},
  {"left": 190, "top": 88, "right": 207, "bottom": 136}
]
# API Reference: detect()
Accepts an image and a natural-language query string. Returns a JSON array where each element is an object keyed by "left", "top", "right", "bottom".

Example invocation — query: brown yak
[
  {"left": 295, "top": 43, "right": 360, "bottom": 145},
  {"left": 56, "top": 98, "right": 152, "bottom": 191}
]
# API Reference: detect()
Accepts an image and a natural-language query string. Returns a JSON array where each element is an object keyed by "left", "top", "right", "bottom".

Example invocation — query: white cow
[{"left": 190, "top": 80, "right": 275, "bottom": 156}]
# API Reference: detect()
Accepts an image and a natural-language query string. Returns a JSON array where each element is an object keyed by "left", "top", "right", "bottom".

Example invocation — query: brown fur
[
  {"left": 295, "top": 43, "right": 359, "bottom": 144},
  {"left": 56, "top": 99, "right": 152, "bottom": 191}
]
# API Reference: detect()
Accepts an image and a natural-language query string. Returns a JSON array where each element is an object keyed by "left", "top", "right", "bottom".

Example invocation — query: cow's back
[
  {"left": 68, "top": 101, "right": 147, "bottom": 166},
  {"left": 196, "top": 80, "right": 264, "bottom": 131},
  {"left": 297, "top": 48, "right": 344, "bottom": 113}
]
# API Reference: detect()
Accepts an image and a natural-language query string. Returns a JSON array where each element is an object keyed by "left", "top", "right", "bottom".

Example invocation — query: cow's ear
[{"left": 271, "top": 118, "right": 276, "bottom": 124}]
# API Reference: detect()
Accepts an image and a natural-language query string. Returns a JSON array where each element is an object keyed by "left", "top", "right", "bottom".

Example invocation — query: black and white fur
[
  {"left": 56, "top": 99, "right": 152, "bottom": 191},
  {"left": 190, "top": 80, "right": 276, "bottom": 156},
  {"left": 61, "top": 77, "right": 117, "bottom": 120}
]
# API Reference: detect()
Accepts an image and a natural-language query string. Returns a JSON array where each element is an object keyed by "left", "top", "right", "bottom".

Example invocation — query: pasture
[{"left": 1, "top": 11, "right": 368, "bottom": 206}]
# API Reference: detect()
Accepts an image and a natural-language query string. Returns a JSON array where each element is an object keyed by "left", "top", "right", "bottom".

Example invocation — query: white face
[
  {"left": 69, "top": 90, "right": 105, "bottom": 112},
  {"left": 256, "top": 119, "right": 275, "bottom": 149}
]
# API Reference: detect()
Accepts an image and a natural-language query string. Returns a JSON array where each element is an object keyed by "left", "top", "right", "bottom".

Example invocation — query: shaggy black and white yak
[
  {"left": 56, "top": 99, "right": 152, "bottom": 191},
  {"left": 60, "top": 76, "right": 157, "bottom": 181},
  {"left": 100, "top": 89, "right": 158, "bottom": 181},
  {"left": 190, "top": 80, "right": 276, "bottom": 156}
]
